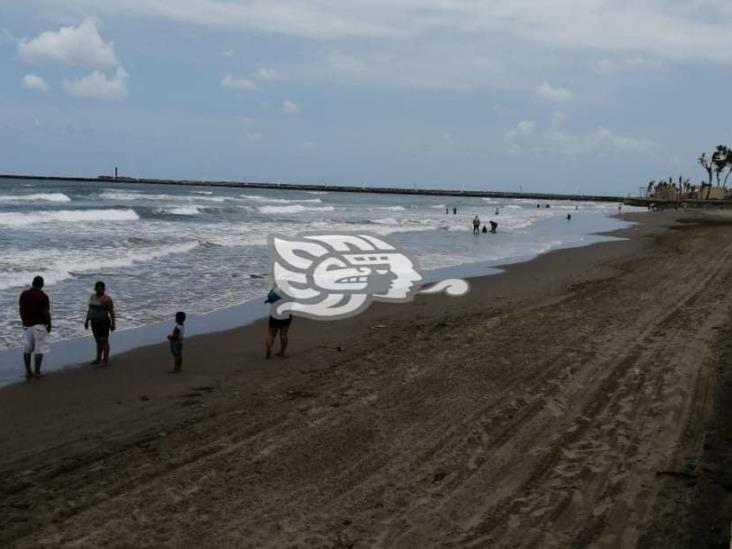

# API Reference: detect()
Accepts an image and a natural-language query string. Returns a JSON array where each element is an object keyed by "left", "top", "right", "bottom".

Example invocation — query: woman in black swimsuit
[{"left": 85, "top": 280, "right": 116, "bottom": 366}]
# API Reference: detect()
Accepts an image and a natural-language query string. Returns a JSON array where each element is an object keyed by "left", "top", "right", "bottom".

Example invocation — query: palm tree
[
  {"left": 712, "top": 145, "right": 730, "bottom": 185},
  {"left": 699, "top": 153, "right": 714, "bottom": 198},
  {"left": 699, "top": 153, "right": 713, "bottom": 184}
]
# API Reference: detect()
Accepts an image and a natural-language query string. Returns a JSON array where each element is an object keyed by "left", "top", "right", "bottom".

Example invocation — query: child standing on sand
[{"left": 167, "top": 311, "right": 186, "bottom": 373}]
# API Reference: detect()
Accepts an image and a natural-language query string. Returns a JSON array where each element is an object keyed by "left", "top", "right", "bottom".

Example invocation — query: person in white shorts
[{"left": 19, "top": 276, "right": 52, "bottom": 379}]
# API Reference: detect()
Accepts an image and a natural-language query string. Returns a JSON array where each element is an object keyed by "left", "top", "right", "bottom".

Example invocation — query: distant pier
[{"left": 0, "top": 173, "right": 626, "bottom": 203}]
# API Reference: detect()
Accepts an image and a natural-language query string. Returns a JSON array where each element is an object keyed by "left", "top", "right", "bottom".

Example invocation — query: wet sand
[{"left": 2, "top": 211, "right": 732, "bottom": 548}]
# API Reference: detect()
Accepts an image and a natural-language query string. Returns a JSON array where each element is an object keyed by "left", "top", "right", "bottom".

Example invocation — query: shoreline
[
  {"left": 3, "top": 210, "right": 732, "bottom": 547},
  {"left": 0, "top": 215, "right": 630, "bottom": 387}
]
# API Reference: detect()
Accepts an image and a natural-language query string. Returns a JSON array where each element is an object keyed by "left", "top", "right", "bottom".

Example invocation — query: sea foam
[
  {"left": 0, "top": 208, "right": 140, "bottom": 227},
  {"left": 243, "top": 195, "right": 322, "bottom": 204},
  {"left": 99, "top": 191, "right": 228, "bottom": 203},
  {"left": 257, "top": 205, "right": 335, "bottom": 214},
  {"left": 156, "top": 206, "right": 202, "bottom": 216},
  {"left": 0, "top": 240, "right": 199, "bottom": 290},
  {"left": 0, "top": 193, "right": 71, "bottom": 202}
]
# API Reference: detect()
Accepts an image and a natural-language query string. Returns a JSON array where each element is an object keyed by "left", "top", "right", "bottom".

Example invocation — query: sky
[{"left": 1, "top": 1, "right": 732, "bottom": 194}]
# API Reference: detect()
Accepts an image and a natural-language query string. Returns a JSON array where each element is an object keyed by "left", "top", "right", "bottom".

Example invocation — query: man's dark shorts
[
  {"left": 91, "top": 318, "right": 111, "bottom": 344},
  {"left": 268, "top": 316, "right": 292, "bottom": 329}
]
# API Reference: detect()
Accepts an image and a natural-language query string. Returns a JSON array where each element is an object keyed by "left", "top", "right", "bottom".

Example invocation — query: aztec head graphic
[{"left": 268, "top": 232, "right": 469, "bottom": 320}]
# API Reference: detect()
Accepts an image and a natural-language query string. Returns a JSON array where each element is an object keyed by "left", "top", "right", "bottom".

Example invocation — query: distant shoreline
[{"left": 0, "top": 173, "right": 625, "bottom": 203}]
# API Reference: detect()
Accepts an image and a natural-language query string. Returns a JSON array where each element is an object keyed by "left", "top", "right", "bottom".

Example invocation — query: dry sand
[{"left": 2, "top": 211, "right": 732, "bottom": 548}]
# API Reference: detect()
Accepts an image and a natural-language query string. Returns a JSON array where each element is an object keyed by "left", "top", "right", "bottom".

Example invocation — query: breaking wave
[
  {"left": 0, "top": 208, "right": 139, "bottom": 227},
  {"left": 0, "top": 241, "right": 199, "bottom": 290},
  {"left": 257, "top": 205, "right": 335, "bottom": 214},
  {"left": 0, "top": 193, "right": 71, "bottom": 202},
  {"left": 243, "top": 195, "right": 323, "bottom": 204}
]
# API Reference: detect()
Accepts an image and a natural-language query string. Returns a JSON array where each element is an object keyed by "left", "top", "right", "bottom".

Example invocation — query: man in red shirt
[{"left": 19, "top": 276, "right": 51, "bottom": 379}]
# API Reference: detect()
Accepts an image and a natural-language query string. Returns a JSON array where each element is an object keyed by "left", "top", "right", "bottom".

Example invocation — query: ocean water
[{"left": 0, "top": 178, "right": 636, "bottom": 351}]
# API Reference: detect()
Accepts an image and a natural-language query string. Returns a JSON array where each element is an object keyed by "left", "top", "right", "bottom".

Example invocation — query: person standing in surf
[
  {"left": 472, "top": 215, "right": 481, "bottom": 235},
  {"left": 19, "top": 275, "right": 51, "bottom": 379},
  {"left": 85, "top": 280, "right": 115, "bottom": 366}
]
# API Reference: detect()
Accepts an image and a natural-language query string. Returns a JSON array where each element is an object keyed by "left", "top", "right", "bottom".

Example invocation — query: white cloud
[
  {"left": 302, "top": 140, "right": 317, "bottom": 150},
  {"left": 504, "top": 120, "right": 536, "bottom": 154},
  {"left": 535, "top": 82, "right": 574, "bottom": 102},
  {"left": 583, "top": 128, "right": 658, "bottom": 155},
  {"left": 552, "top": 112, "right": 566, "bottom": 128},
  {"left": 505, "top": 120, "right": 657, "bottom": 157},
  {"left": 510, "top": 120, "right": 536, "bottom": 136},
  {"left": 245, "top": 130, "right": 263, "bottom": 142},
  {"left": 328, "top": 51, "right": 367, "bottom": 73},
  {"left": 18, "top": 19, "right": 118, "bottom": 68},
  {"left": 62, "top": 67, "right": 129, "bottom": 100},
  {"left": 43, "top": 1, "right": 732, "bottom": 63},
  {"left": 592, "top": 56, "right": 661, "bottom": 75},
  {"left": 254, "top": 67, "right": 281, "bottom": 81},
  {"left": 281, "top": 99, "right": 300, "bottom": 114},
  {"left": 22, "top": 73, "right": 50, "bottom": 92},
  {"left": 221, "top": 74, "right": 256, "bottom": 90},
  {"left": 220, "top": 49, "right": 235, "bottom": 58},
  {"left": 441, "top": 131, "right": 457, "bottom": 147}
]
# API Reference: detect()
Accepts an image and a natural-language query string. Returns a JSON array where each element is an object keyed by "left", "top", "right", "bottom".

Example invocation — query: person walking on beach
[
  {"left": 472, "top": 215, "right": 481, "bottom": 234},
  {"left": 19, "top": 276, "right": 51, "bottom": 379},
  {"left": 453, "top": 207, "right": 457, "bottom": 215},
  {"left": 167, "top": 311, "right": 185, "bottom": 373},
  {"left": 85, "top": 281, "right": 115, "bottom": 366},
  {"left": 265, "top": 287, "right": 291, "bottom": 358}
]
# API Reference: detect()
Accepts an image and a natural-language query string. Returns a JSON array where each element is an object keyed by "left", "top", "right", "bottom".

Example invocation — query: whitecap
[
  {"left": 0, "top": 240, "right": 199, "bottom": 290},
  {"left": 0, "top": 208, "right": 139, "bottom": 227},
  {"left": 243, "top": 195, "right": 322, "bottom": 204},
  {"left": 372, "top": 217, "right": 400, "bottom": 225},
  {"left": 0, "top": 192, "right": 71, "bottom": 202},
  {"left": 99, "top": 191, "right": 227, "bottom": 203},
  {"left": 257, "top": 205, "right": 335, "bottom": 214},
  {"left": 156, "top": 206, "right": 202, "bottom": 216}
]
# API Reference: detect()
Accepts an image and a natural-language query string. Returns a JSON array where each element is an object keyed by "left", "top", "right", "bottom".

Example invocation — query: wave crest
[
  {"left": 257, "top": 205, "right": 335, "bottom": 214},
  {"left": 244, "top": 195, "right": 322, "bottom": 204},
  {"left": 0, "top": 208, "right": 139, "bottom": 227},
  {"left": 0, "top": 193, "right": 71, "bottom": 202}
]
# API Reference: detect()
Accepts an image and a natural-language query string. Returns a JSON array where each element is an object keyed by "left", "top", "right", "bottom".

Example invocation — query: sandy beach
[{"left": 2, "top": 211, "right": 732, "bottom": 548}]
